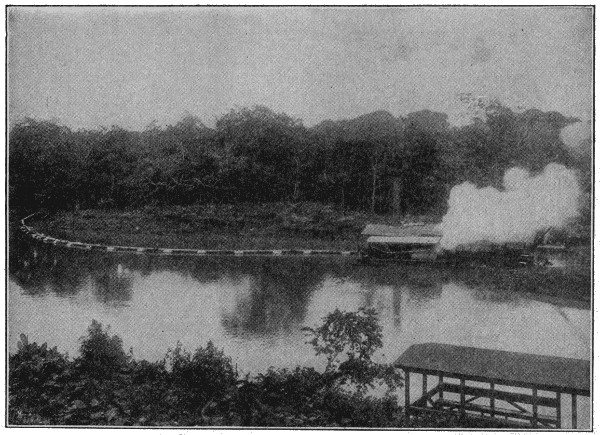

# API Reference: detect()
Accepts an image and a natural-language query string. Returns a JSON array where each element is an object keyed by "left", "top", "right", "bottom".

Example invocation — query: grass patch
[{"left": 32, "top": 203, "right": 387, "bottom": 250}]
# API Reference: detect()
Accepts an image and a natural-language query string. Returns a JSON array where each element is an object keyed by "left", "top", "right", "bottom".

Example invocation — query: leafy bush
[
  {"left": 166, "top": 341, "right": 238, "bottom": 413},
  {"left": 7, "top": 311, "right": 458, "bottom": 427},
  {"left": 77, "top": 320, "right": 130, "bottom": 378},
  {"left": 254, "top": 366, "right": 328, "bottom": 408},
  {"left": 303, "top": 307, "right": 403, "bottom": 393},
  {"left": 9, "top": 334, "right": 70, "bottom": 421},
  {"left": 304, "top": 307, "right": 383, "bottom": 368},
  {"left": 225, "top": 364, "right": 402, "bottom": 427},
  {"left": 321, "top": 390, "right": 402, "bottom": 427}
]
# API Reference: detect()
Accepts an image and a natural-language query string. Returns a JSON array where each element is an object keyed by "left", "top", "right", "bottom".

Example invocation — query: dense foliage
[
  {"left": 9, "top": 102, "right": 585, "bottom": 215},
  {"left": 9, "top": 310, "right": 409, "bottom": 427}
]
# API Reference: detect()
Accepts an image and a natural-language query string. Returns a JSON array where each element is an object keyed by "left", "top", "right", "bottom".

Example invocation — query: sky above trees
[{"left": 8, "top": 7, "right": 592, "bottom": 139}]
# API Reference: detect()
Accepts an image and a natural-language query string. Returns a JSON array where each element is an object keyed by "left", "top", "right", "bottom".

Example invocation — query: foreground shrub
[
  {"left": 166, "top": 341, "right": 238, "bottom": 416},
  {"left": 9, "top": 334, "right": 70, "bottom": 422},
  {"left": 8, "top": 310, "right": 475, "bottom": 427},
  {"left": 303, "top": 307, "right": 403, "bottom": 393},
  {"left": 77, "top": 320, "right": 130, "bottom": 378}
]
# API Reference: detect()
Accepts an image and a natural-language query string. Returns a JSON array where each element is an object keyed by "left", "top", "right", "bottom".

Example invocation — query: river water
[{"left": 8, "top": 236, "right": 591, "bottom": 427}]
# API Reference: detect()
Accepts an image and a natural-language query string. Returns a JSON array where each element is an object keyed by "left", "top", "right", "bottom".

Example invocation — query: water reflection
[
  {"left": 11, "top": 243, "right": 87, "bottom": 298},
  {"left": 12, "top": 242, "right": 134, "bottom": 304},
  {"left": 221, "top": 259, "right": 324, "bottom": 337},
  {"left": 9, "top": 234, "right": 591, "bottom": 373},
  {"left": 90, "top": 264, "right": 134, "bottom": 306}
]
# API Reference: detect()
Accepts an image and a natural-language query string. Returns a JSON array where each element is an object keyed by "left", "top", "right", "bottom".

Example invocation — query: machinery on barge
[{"left": 360, "top": 223, "right": 560, "bottom": 266}]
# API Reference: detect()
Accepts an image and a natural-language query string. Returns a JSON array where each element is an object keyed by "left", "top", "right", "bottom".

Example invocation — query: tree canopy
[{"left": 9, "top": 103, "right": 585, "bottom": 216}]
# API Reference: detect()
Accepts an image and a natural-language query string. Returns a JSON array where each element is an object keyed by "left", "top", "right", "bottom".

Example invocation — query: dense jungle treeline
[{"left": 9, "top": 101, "right": 591, "bottom": 216}]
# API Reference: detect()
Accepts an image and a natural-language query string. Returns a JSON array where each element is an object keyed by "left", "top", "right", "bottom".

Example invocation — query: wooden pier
[{"left": 395, "top": 343, "right": 590, "bottom": 429}]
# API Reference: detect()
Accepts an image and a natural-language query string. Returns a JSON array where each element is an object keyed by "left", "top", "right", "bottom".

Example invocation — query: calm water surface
[{"left": 9, "top": 237, "right": 591, "bottom": 426}]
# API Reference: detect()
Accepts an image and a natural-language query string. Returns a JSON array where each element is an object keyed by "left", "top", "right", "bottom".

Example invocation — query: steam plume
[
  {"left": 560, "top": 120, "right": 592, "bottom": 154},
  {"left": 440, "top": 163, "right": 581, "bottom": 250}
]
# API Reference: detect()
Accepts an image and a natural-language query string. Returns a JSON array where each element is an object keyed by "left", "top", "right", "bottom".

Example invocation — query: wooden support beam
[
  {"left": 441, "top": 382, "right": 558, "bottom": 408},
  {"left": 412, "top": 384, "right": 445, "bottom": 408},
  {"left": 435, "top": 398, "right": 558, "bottom": 425},
  {"left": 572, "top": 394, "right": 577, "bottom": 429},
  {"left": 422, "top": 374, "right": 427, "bottom": 396},
  {"left": 404, "top": 370, "right": 411, "bottom": 421},
  {"left": 439, "top": 374, "right": 443, "bottom": 401},
  {"left": 532, "top": 388, "right": 538, "bottom": 428},
  {"left": 556, "top": 391, "right": 561, "bottom": 429},
  {"left": 490, "top": 382, "right": 495, "bottom": 419},
  {"left": 505, "top": 399, "right": 529, "bottom": 414},
  {"left": 460, "top": 378, "right": 466, "bottom": 419}
]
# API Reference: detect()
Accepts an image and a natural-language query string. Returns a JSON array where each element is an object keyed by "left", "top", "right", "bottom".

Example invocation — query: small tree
[
  {"left": 78, "top": 320, "right": 130, "bottom": 378},
  {"left": 166, "top": 341, "right": 238, "bottom": 413},
  {"left": 9, "top": 334, "right": 70, "bottom": 421},
  {"left": 303, "top": 307, "right": 403, "bottom": 394}
]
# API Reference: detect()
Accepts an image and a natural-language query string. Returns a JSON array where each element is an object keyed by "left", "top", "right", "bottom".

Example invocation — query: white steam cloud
[
  {"left": 560, "top": 120, "right": 592, "bottom": 154},
  {"left": 440, "top": 163, "right": 581, "bottom": 250}
]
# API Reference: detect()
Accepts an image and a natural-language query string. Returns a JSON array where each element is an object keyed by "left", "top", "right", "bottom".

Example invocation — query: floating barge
[
  {"left": 395, "top": 343, "right": 590, "bottom": 429},
  {"left": 361, "top": 223, "right": 442, "bottom": 262},
  {"left": 361, "top": 223, "right": 537, "bottom": 266}
]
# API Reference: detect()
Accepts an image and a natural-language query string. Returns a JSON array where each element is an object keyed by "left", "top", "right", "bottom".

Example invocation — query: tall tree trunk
[
  {"left": 292, "top": 156, "right": 301, "bottom": 202},
  {"left": 292, "top": 179, "right": 300, "bottom": 202},
  {"left": 371, "top": 165, "right": 377, "bottom": 214}
]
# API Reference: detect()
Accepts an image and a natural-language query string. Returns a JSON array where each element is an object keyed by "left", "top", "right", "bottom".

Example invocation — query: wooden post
[
  {"left": 490, "top": 382, "right": 495, "bottom": 419},
  {"left": 404, "top": 370, "right": 411, "bottom": 421},
  {"left": 532, "top": 388, "right": 538, "bottom": 428},
  {"left": 422, "top": 373, "right": 427, "bottom": 396},
  {"left": 571, "top": 394, "right": 577, "bottom": 429},
  {"left": 556, "top": 391, "right": 561, "bottom": 429},
  {"left": 439, "top": 374, "right": 443, "bottom": 402},
  {"left": 460, "top": 378, "right": 466, "bottom": 419}
]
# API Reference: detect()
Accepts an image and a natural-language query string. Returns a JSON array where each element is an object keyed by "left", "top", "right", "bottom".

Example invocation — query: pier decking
[{"left": 395, "top": 343, "right": 590, "bottom": 429}]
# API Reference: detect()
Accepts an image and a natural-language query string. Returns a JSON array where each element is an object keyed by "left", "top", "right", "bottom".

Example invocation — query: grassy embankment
[{"left": 32, "top": 203, "right": 438, "bottom": 251}]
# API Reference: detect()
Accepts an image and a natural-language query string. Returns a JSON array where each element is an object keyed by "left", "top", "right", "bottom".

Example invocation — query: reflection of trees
[
  {"left": 46, "top": 253, "right": 88, "bottom": 297},
  {"left": 400, "top": 267, "right": 445, "bottom": 304},
  {"left": 347, "top": 265, "right": 445, "bottom": 331},
  {"left": 113, "top": 255, "right": 239, "bottom": 284},
  {"left": 336, "top": 261, "right": 589, "bottom": 309},
  {"left": 9, "top": 235, "right": 134, "bottom": 304},
  {"left": 220, "top": 258, "right": 327, "bottom": 337},
  {"left": 89, "top": 265, "right": 133, "bottom": 305},
  {"left": 431, "top": 264, "right": 589, "bottom": 309},
  {"left": 339, "top": 263, "right": 447, "bottom": 304},
  {"left": 188, "top": 257, "right": 246, "bottom": 284},
  {"left": 450, "top": 265, "right": 525, "bottom": 306},
  {"left": 392, "top": 288, "right": 402, "bottom": 328},
  {"left": 10, "top": 230, "right": 589, "bottom": 333},
  {"left": 10, "top": 237, "right": 86, "bottom": 297}
]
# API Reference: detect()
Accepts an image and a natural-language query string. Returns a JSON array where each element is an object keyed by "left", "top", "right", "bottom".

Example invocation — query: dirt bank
[{"left": 30, "top": 203, "right": 426, "bottom": 251}]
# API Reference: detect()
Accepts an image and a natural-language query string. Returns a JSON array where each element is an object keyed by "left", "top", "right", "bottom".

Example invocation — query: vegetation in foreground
[
  {"left": 10, "top": 309, "right": 401, "bottom": 427},
  {"left": 9, "top": 309, "right": 507, "bottom": 428}
]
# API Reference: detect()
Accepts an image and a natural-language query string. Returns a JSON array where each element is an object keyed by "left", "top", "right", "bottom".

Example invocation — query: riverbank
[{"left": 30, "top": 203, "right": 436, "bottom": 251}]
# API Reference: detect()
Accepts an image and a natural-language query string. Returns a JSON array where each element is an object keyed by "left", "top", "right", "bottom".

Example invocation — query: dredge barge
[
  {"left": 360, "top": 223, "right": 555, "bottom": 266},
  {"left": 361, "top": 223, "right": 442, "bottom": 262}
]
